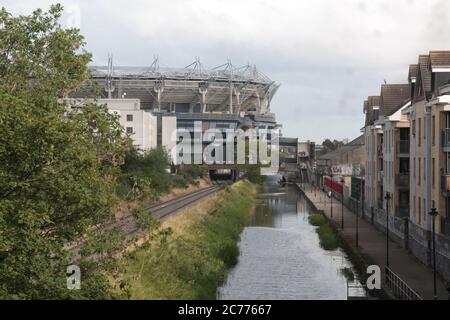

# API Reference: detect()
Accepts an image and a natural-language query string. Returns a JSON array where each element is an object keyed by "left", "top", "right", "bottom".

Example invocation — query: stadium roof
[{"left": 90, "top": 57, "right": 274, "bottom": 85}]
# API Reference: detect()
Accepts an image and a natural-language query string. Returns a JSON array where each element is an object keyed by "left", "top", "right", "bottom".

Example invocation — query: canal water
[{"left": 218, "top": 176, "right": 366, "bottom": 300}]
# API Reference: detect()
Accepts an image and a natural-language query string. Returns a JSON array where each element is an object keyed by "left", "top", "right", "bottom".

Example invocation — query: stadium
[{"left": 74, "top": 56, "right": 280, "bottom": 124}]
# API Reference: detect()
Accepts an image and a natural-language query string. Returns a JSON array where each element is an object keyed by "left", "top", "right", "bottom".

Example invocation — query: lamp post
[
  {"left": 330, "top": 172, "right": 333, "bottom": 218},
  {"left": 429, "top": 202, "right": 438, "bottom": 301},
  {"left": 356, "top": 177, "right": 362, "bottom": 248},
  {"left": 341, "top": 178, "right": 345, "bottom": 229},
  {"left": 385, "top": 192, "right": 391, "bottom": 268}
]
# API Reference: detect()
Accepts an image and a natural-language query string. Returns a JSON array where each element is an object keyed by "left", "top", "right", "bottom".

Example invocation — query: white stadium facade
[{"left": 69, "top": 56, "right": 282, "bottom": 178}]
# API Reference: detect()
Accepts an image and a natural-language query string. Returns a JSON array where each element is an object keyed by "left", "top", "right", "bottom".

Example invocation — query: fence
[{"left": 385, "top": 266, "right": 423, "bottom": 300}]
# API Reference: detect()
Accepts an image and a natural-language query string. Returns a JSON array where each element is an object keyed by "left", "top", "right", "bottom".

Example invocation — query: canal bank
[
  {"left": 120, "top": 181, "right": 257, "bottom": 299},
  {"left": 218, "top": 176, "right": 366, "bottom": 300},
  {"left": 298, "top": 183, "right": 449, "bottom": 300}
]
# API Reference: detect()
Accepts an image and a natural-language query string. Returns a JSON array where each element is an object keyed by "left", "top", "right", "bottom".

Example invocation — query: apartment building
[
  {"left": 363, "top": 96, "right": 382, "bottom": 214},
  {"left": 405, "top": 51, "right": 450, "bottom": 236},
  {"left": 378, "top": 85, "right": 411, "bottom": 218}
]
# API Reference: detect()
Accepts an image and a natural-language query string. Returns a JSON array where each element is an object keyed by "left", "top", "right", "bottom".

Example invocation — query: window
[
  {"left": 126, "top": 127, "right": 133, "bottom": 134},
  {"left": 418, "top": 118, "right": 422, "bottom": 147},
  {"left": 126, "top": 114, "right": 133, "bottom": 122},
  {"left": 418, "top": 158, "right": 421, "bottom": 186},
  {"left": 432, "top": 115, "right": 436, "bottom": 146},
  {"left": 418, "top": 197, "right": 422, "bottom": 224},
  {"left": 432, "top": 158, "right": 436, "bottom": 188}
]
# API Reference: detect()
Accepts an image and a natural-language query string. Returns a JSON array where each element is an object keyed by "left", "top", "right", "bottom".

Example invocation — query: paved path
[{"left": 298, "top": 183, "right": 449, "bottom": 300}]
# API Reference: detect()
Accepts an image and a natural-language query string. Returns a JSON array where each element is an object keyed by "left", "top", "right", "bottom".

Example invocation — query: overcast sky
[{"left": 4, "top": 0, "right": 450, "bottom": 143}]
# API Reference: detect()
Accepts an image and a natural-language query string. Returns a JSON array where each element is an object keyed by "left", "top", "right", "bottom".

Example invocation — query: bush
[
  {"left": 119, "top": 147, "right": 172, "bottom": 198},
  {"left": 308, "top": 214, "right": 327, "bottom": 227},
  {"left": 317, "top": 224, "right": 340, "bottom": 251}
]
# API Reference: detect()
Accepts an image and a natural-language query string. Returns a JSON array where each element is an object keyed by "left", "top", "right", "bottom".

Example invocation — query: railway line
[{"left": 67, "top": 185, "right": 222, "bottom": 258}]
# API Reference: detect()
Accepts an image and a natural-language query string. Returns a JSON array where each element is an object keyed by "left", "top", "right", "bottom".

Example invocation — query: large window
[
  {"left": 418, "top": 118, "right": 422, "bottom": 147},
  {"left": 418, "top": 158, "right": 421, "bottom": 186}
]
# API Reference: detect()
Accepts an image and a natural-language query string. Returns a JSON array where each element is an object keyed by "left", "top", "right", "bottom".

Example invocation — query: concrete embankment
[{"left": 297, "top": 183, "right": 449, "bottom": 300}]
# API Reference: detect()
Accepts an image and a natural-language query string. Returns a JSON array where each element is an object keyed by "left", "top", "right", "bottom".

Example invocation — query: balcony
[
  {"left": 441, "top": 217, "right": 450, "bottom": 237},
  {"left": 377, "top": 198, "right": 384, "bottom": 210},
  {"left": 396, "top": 173, "right": 409, "bottom": 189},
  {"left": 396, "top": 205, "right": 409, "bottom": 218},
  {"left": 441, "top": 174, "right": 450, "bottom": 196},
  {"left": 442, "top": 129, "right": 450, "bottom": 152},
  {"left": 397, "top": 140, "right": 410, "bottom": 157}
]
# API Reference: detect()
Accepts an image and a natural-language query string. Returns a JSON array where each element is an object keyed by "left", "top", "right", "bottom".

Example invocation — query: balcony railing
[
  {"left": 377, "top": 198, "right": 384, "bottom": 210},
  {"left": 396, "top": 205, "right": 409, "bottom": 218},
  {"left": 397, "top": 140, "right": 410, "bottom": 155},
  {"left": 442, "top": 129, "right": 450, "bottom": 149},
  {"left": 441, "top": 174, "right": 450, "bottom": 193},
  {"left": 396, "top": 173, "right": 409, "bottom": 189},
  {"left": 441, "top": 217, "right": 450, "bottom": 236}
]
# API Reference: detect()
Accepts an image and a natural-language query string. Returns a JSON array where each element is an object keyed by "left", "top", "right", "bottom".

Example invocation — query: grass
[
  {"left": 120, "top": 181, "right": 257, "bottom": 300},
  {"left": 308, "top": 213, "right": 340, "bottom": 251},
  {"left": 317, "top": 224, "right": 340, "bottom": 251},
  {"left": 308, "top": 214, "right": 327, "bottom": 227}
]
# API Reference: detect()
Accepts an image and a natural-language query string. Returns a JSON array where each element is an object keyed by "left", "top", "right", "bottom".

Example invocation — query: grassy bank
[
  {"left": 308, "top": 213, "right": 340, "bottom": 251},
  {"left": 120, "top": 181, "right": 257, "bottom": 300}
]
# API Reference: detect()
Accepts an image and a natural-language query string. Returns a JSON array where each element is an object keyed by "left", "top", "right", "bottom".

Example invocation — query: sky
[{"left": 3, "top": 0, "right": 450, "bottom": 143}]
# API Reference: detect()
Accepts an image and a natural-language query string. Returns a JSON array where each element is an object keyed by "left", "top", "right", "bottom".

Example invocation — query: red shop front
[{"left": 323, "top": 176, "right": 343, "bottom": 194}]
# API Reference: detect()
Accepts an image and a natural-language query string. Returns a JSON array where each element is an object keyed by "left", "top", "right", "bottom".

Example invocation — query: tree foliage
[{"left": 0, "top": 5, "right": 130, "bottom": 299}]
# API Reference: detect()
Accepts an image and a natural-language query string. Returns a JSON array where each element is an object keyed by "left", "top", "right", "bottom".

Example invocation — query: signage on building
[{"left": 351, "top": 176, "right": 364, "bottom": 200}]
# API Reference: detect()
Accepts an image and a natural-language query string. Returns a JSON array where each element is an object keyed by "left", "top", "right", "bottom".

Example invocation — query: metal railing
[
  {"left": 385, "top": 266, "right": 422, "bottom": 300},
  {"left": 395, "top": 205, "right": 409, "bottom": 218},
  {"left": 441, "top": 217, "right": 450, "bottom": 236},
  {"left": 397, "top": 140, "right": 410, "bottom": 155}
]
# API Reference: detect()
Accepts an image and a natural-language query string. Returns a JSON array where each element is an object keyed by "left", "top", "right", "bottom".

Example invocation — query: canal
[{"left": 218, "top": 176, "right": 366, "bottom": 300}]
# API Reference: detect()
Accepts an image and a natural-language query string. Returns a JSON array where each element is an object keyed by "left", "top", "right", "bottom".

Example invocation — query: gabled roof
[
  {"left": 347, "top": 134, "right": 365, "bottom": 146},
  {"left": 408, "top": 64, "right": 418, "bottom": 82},
  {"left": 317, "top": 135, "right": 364, "bottom": 161},
  {"left": 380, "top": 84, "right": 411, "bottom": 117},
  {"left": 418, "top": 55, "right": 432, "bottom": 93},
  {"left": 368, "top": 96, "right": 380, "bottom": 107},
  {"left": 429, "top": 51, "right": 450, "bottom": 68}
]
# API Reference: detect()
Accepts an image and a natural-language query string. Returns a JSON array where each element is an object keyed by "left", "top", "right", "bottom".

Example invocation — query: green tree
[{"left": 0, "top": 4, "right": 130, "bottom": 299}]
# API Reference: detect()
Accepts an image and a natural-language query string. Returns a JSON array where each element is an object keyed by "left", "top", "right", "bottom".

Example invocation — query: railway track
[{"left": 67, "top": 185, "right": 222, "bottom": 256}]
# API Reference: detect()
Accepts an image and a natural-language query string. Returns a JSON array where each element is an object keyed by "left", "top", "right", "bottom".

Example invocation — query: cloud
[{"left": 2, "top": 0, "right": 448, "bottom": 142}]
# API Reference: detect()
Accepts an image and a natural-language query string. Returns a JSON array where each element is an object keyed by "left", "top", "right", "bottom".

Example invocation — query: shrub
[
  {"left": 308, "top": 214, "right": 327, "bottom": 227},
  {"left": 317, "top": 224, "right": 340, "bottom": 251}
]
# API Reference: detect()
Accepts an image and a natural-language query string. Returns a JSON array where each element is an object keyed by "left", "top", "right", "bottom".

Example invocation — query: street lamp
[
  {"left": 385, "top": 192, "right": 391, "bottom": 268},
  {"left": 330, "top": 172, "right": 333, "bottom": 218},
  {"left": 429, "top": 202, "right": 438, "bottom": 301},
  {"left": 341, "top": 178, "right": 345, "bottom": 229},
  {"left": 356, "top": 177, "right": 363, "bottom": 248}
]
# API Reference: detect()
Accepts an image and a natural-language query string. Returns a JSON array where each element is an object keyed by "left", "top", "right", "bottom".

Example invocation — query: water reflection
[{"left": 218, "top": 176, "right": 365, "bottom": 300}]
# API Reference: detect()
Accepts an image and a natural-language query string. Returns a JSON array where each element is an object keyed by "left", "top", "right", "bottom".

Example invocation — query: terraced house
[
  {"left": 363, "top": 96, "right": 382, "bottom": 215},
  {"left": 405, "top": 51, "right": 450, "bottom": 237},
  {"left": 361, "top": 51, "right": 450, "bottom": 281}
]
